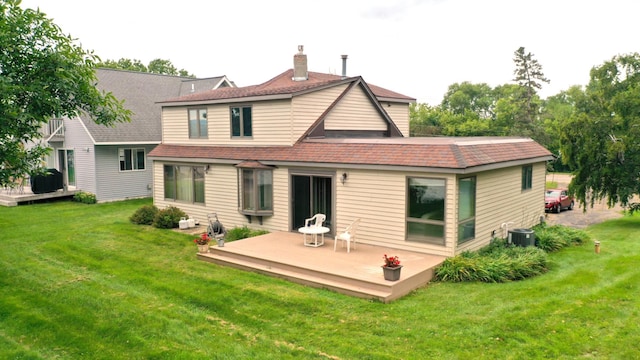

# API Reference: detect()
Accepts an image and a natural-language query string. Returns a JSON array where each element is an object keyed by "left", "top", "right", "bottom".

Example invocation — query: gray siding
[
  {"left": 62, "top": 117, "right": 97, "bottom": 193},
  {"left": 94, "top": 145, "right": 155, "bottom": 202}
]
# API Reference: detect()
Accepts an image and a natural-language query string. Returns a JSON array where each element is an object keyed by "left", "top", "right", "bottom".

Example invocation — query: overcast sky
[{"left": 19, "top": 0, "right": 640, "bottom": 105}]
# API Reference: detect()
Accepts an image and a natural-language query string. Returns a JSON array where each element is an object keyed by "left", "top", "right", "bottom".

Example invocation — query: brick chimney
[{"left": 292, "top": 45, "right": 308, "bottom": 81}]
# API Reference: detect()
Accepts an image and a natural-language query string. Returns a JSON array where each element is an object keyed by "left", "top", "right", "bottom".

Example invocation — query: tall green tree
[
  {"left": 0, "top": 0, "right": 131, "bottom": 187},
  {"left": 99, "top": 58, "right": 148, "bottom": 72},
  {"left": 560, "top": 53, "right": 640, "bottom": 210},
  {"left": 440, "top": 82, "right": 496, "bottom": 119},
  {"left": 511, "top": 47, "right": 550, "bottom": 137},
  {"left": 540, "top": 85, "right": 585, "bottom": 171},
  {"left": 97, "top": 57, "right": 195, "bottom": 77}
]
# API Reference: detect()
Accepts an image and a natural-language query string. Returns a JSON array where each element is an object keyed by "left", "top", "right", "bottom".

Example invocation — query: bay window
[{"left": 238, "top": 168, "right": 273, "bottom": 216}]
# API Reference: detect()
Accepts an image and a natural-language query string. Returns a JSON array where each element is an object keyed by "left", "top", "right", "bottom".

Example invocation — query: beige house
[{"left": 149, "top": 47, "right": 553, "bottom": 257}]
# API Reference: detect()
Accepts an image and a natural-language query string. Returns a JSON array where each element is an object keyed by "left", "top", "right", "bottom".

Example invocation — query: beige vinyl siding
[
  {"left": 162, "top": 101, "right": 294, "bottom": 146},
  {"left": 457, "top": 162, "right": 546, "bottom": 254},
  {"left": 334, "top": 169, "right": 455, "bottom": 257},
  {"left": 220, "top": 100, "right": 293, "bottom": 146},
  {"left": 152, "top": 161, "right": 288, "bottom": 232},
  {"left": 161, "top": 107, "right": 191, "bottom": 144},
  {"left": 383, "top": 102, "right": 410, "bottom": 137},
  {"left": 324, "top": 86, "right": 388, "bottom": 131},
  {"left": 292, "top": 83, "right": 348, "bottom": 140}
]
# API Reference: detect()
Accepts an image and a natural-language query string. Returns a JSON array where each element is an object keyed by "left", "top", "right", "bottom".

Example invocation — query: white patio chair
[
  {"left": 300, "top": 213, "right": 327, "bottom": 247},
  {"left": 304, "top": 213, "right": 326, "bottom": 227},
  {"left": 334, "top": 218, "right": 360, "bottom": 253}
]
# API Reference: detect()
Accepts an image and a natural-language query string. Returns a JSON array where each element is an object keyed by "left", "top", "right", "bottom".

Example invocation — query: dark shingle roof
[
  {"left": 148, "top": 137, "right": 553, "bottom": 172},
  {"left": 161, "top": 69, "right": 415, "bottom": 104},
  {"left": 80, "top": 69, "right": 228, "bottom": 143}
]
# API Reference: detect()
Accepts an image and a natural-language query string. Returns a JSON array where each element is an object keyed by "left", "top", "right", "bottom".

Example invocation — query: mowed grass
[{"left": 1, "top": 198, "right": 639, "bottom": 359}]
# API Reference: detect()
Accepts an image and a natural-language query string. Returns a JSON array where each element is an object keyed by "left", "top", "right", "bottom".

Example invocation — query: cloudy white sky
[{"left": 20, "top": 0, "right": 640, "bottom": 105}]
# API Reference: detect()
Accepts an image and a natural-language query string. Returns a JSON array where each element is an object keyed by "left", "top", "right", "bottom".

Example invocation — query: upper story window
[
  {"left": 119, "top": 148, "right": 145, "bottom": 171},
  {"left": 522, "top": 165, "right": 533, "bottom": 191},
  {"left": 231, "top": 106, "right": 252, "bottom": 137},
  {"left": 188, "top": 108, "right": 207, "bottom": 138}
]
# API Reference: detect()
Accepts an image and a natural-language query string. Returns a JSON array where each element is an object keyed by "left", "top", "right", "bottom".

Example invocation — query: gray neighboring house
[{"left": 43, "top": 68, "right": 234, "bottom": 202}]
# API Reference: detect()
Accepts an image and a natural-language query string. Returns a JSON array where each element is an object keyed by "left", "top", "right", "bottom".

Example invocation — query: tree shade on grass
[{"left": 1, "top": 199, "right": 639, "bottom": 359}]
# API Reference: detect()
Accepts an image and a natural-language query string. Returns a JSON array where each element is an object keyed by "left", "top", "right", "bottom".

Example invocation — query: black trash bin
[{"left": 508, "top": 228, "right": 536, "bottom": 247}]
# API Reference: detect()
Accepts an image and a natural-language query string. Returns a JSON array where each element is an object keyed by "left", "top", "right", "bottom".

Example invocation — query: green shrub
[
  {"left": 224, "top": 225, "right": 269, "bottom": 241},
  {"left": 533, "top": 224, "right": 590, "bottom": 252},
  {"left": 153, "top": 206, "right": 187, "bottom": 229},
  {"left": 435, "top": 240, "right": 548, "bottom": 283},
  {"left": 72, "top": 191, "right": 97, "bottom": 204},
  {"left": 130, "top": 205, "right": 159, "bottom": 225}
]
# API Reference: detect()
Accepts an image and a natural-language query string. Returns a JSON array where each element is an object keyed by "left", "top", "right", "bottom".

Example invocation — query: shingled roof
[
  {"left": 160, "top": 69, "right": 415, "bottom": 104},
  {"left": 148, "top": 137, "right": 553, "bottom": 173},
  {"left": 79, "top": 69, "right": 230, "bottom": 143}
]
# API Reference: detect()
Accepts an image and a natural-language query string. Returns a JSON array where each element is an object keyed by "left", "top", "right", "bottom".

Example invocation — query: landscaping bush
[
  {"left": 72, "top": 191, "right": 97, "bottom": 204},
  {"left": 225, "top": 225, "right": 269, "bottom": 241},
  {"left": 130, "top": 205, "right": 159, "bottom": 225},
  {"left": 533, "top": 224, "right": 590, "bottom": 252},
  {"left": 435, "top": 239, "right": 548, "bottom": 283},
  {"left": 152, "top": 206, "right": 187, "bottom": 229}
]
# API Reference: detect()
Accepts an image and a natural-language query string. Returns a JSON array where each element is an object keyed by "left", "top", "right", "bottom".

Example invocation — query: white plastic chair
[
  {"left": 304, "top": 213, "right": 326, "bottom": 228},
  {"left": 334, "top": 218, "right": 360, "bottom": 253}
]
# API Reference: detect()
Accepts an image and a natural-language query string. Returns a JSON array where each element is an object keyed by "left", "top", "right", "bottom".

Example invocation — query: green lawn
[{"left": 1, "top": 198, "right": 639, "bottom": 359}]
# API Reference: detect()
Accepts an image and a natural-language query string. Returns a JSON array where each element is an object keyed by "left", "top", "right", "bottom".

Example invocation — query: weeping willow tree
[{"left": 560, "top": 53, "right": 640, "bottom": 212}]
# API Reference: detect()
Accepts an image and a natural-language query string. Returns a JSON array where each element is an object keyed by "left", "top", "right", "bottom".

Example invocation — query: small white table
[{"left": 298, "top": 226, "right": 330, "bottom": 247}]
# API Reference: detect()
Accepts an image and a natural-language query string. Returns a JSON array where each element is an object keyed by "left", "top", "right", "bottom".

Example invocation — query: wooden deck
[
  {"left": 0, "top": 185, "right": 77, "bottom": 207},
  {"left": 197, "top": 231, "right": 446, "bottom": 303}
]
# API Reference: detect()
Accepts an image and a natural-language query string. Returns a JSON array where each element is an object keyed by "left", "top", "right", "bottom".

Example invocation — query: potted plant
[
  {"left": 194, "top": 233, "right": 211, "bottom": 253},
  {"left": 382, "top": 254, "right": 402, "bottom": 281}
]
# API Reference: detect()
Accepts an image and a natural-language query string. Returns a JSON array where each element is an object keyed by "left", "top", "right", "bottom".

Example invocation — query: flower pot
[
  {"left": 197, "top": 244, "right": 209, "bottom": 253},
  {"left": 382, "top": 265, "right": 403, "bottom": 281}
]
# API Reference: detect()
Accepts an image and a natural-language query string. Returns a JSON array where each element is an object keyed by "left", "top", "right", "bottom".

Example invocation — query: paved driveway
[{"left": 545, "top": 174, "right": 625, "bottom": 229}]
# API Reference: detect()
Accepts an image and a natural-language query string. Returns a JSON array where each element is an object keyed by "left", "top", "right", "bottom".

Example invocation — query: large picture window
[
  {"left": 188, "top": 108, "right": 208, "bottom": 138},
  {"left": 406, "top": 177, "right": 446, "bottom": 246},
  {"left": 458, "top": 177, "right": 476, "bottom": 244},
  {"left": 231, "top": 106, "right": 252, "bottom": 137},
  {"left": 163, "top": 165, "right": 205, "bottom": 204},
  {"left": 119, "top": 148, "right": 145, "bottom": 171},
  {"left": 522, "top": 165, "right": 533, "bottom": 190},
  {"left": 238, "top": 168, "right": 272, "bottom": 215}
]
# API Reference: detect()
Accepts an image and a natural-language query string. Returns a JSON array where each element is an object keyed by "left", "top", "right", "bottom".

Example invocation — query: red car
[{"left": 545, "top": 189, "right": 574, "bottom": 213}]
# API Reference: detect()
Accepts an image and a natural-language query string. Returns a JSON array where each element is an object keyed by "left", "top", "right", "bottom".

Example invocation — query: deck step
[
  {"left": 193, "top": 232, "right": 445, "bottom": 303},
  {"left": 0, "top": 197, "right": 17, "bottom": 207},
  {"left": 199, "top": 251, "right": 393, "bottom": 301}
]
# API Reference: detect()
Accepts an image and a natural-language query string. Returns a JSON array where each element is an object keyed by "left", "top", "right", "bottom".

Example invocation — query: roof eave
[{"left": 159, "top": 93, "right": 293, "bottom": 107}]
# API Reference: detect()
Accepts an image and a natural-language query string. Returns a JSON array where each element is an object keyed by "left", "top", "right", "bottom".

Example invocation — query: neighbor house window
[
  {"left": 163, "top": 165, "right": 205, "bottom": 204},
  {"left": 119, "top": 148, "right": 145, "bottom": 171},
  {"left": 406, "top": 177, "right": 446, "bottom": 246},
  {"left": 458, "top": 177, "right": 476, "bottom": 244},
  {"left": 522, "top": 165, "right": 533, "bottom": 190},
  {"left": 231, "top": 106, "right": 252, "bottom": 137},
  {"left": 238, "top": 168, "right": 272, "bottom": 215},
  {"left": 188, "top": 108, "right": 208, "bottom": 138}
]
